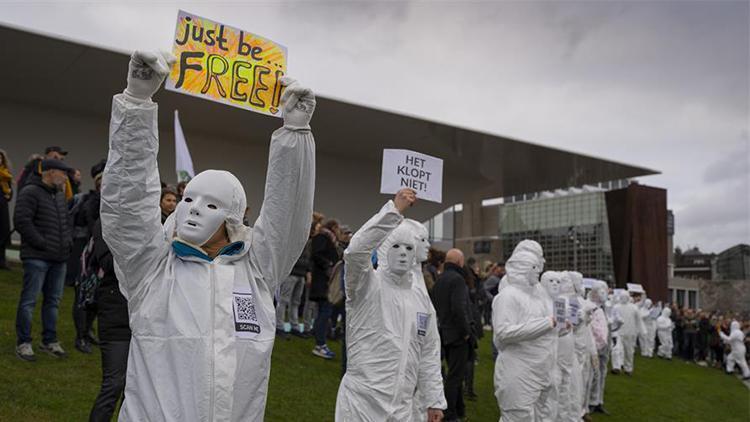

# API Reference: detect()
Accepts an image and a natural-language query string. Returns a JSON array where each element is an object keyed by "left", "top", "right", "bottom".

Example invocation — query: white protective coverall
[
  {"left": 335, "top": 202, "right": 446, "bottom": 421},
  {"left": 655, "top": 308, "right": 673, "bottom": 359},
  {"left": 587, "top": 281, "right": 610, "bottom": 410},
  {"left": 638, "top": 299, "right": 656, "bottom": 357},
  {"left": 720, "top": 320, "right": 750, "bottom": 378},
  {"left": 538, "top": 271, "right": 566, "bottom": 421},
  {"left": 568, "top": 271, "right": 598, "bottom": 419},
  {"left": 492, "top": 243, "right": 556, "bottom": 422},
  {"left": 609, "top": 291, "right": 627, "bottom": 371},
  {"left": 554, "top": 273, "right": 578, "bottom": 422},
  {"left": 402, "top": 219, "right": 447, "bottom": 420},
  {"left": 612, "top": 291, "right": 644, "bottom": 374},
  {"left": 101, "top": 52, "right": 315, "bottom": 421}
]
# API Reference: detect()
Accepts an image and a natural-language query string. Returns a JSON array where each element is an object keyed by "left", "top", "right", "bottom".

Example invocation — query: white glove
[
  {"left": 280, "top": 76, "right": 316, "bottom": 131},
  {"left": 124, "top": 51, "right": 176, "bottom": 103}
]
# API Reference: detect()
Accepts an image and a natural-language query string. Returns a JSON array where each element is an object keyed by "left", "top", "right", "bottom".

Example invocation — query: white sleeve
[
  {"left": 250, "top": 126, "right": 315, "bottom": 292},
  {"left": 417, "top": 301, "right": 447, "bottom": 411},
  {"left": 492, "top": 290, "right": 553, "bottom": 346},
  {"left": 343, "top": 200, "right": 403, "bottom": 302},
  {"left": 101, "top": 94, "right": 169, "bottom": 302}
]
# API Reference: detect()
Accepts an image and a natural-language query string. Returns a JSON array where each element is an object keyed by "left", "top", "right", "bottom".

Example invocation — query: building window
[
  {"left": 688, "top": 290, "right": 698, "bottom": 309},
  {"left": 676, "top": 289, "right": 685, "bottom": 308}
]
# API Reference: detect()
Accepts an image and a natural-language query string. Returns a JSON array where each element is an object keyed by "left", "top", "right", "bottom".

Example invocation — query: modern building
[
  {"left": 499, "top": 187, "right": 614, "bottom": 282},
  {"left": 673, "top": 247, "right": 715, "bottom": 280},
  {"left": 715, "top": 244, "right": 750, "bottom": 281},
  {"left": 426, "top": 182, "right": 671, "bottom": 301}
]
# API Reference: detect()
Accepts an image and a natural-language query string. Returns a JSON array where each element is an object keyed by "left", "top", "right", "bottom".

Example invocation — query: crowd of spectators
[{"left": 668, "top": 305, "right": 750, "bottom": 368}]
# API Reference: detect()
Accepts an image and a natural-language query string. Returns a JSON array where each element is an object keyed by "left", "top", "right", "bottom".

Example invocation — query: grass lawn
[{"left": 0, "top": 265, "right": 747, "bottom": 421}]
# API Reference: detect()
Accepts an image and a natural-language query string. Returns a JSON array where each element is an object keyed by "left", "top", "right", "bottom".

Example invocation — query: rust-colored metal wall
[{"left": 606, "top": 184, "right": 669, "bottom": 302}]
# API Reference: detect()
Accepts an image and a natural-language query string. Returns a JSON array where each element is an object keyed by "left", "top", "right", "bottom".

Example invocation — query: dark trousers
[
  {"left": 465, "top": 345, "right": 476, "bottom": 394},
  {"left": 16, "top": 259, "right": 66, "bottom": 345},
  {"left": 73, "top": 284, "right": 97, "bottom": 341},
  {"left": 313, "top": 300, "right": 332, "bottom": 346},
  {"left": 683, "top": 332, "right": 696, "bottom": 361},
  {"left": 89, "top": 340, "right": 130, "bottom": 421},
  {"left": 444, "top": 340, "right": 469, "bottom": 419}
]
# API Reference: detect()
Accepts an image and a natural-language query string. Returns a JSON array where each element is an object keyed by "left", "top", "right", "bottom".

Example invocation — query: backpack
[
  {"left": 75, "top": 236, "right": 102, "bottom": 310},
  {"left": 327, "top": 261, "right": 345, "bottom": 306}
]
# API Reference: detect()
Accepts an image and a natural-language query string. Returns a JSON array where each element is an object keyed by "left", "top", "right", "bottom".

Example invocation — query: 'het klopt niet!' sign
[
  {"left": 165, "top": 10, "right": 287, "bottom": 117},
  {"left": 380, "top": 149, "right": 443, "bottom": 203}
]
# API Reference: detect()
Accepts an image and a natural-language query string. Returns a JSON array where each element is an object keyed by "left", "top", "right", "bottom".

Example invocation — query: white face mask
[
  {"left": 527, "top": 262, "right": 543, "bottom": 286},
  {"left": 175, "top": 172, "right": 234, "bottom": 246},
  {"left": 387, "top": 241, "right": 416, "bottom": 277},
  {"left": 541, "top": 273, "right": 561, "bottom": 297}
]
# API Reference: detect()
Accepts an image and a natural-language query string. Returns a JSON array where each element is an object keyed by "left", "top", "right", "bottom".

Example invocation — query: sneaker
[
  {"left": 39, "top": 342, "right": 67, "bottom": 358},
  {"left": 75, "top": 338, "right": 92, "bottom": 354},
  {"left": 16, "top": 343, "right": 36, "bottom": 361},
  {"left": 312, "top": 345, "right": 335, "bottom": 360}
]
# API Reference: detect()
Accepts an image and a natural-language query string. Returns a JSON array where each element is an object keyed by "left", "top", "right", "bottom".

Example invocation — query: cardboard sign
[
  {"left": 554, "top": 297, "right": 567, "bottom": 326},
  {"left": 568, "top": 297, "right": 580, "bottom": 325},
  {"left": 166, "top": 10, "right": 288, "bottom": 117},
  {"left": 380, "top": 149, "right": 443, "bottom": 203}
]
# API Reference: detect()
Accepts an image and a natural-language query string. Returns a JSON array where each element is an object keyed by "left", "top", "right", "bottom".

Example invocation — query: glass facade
[{"left": 500, "top": 191, "right": 614, "bottom": 282}]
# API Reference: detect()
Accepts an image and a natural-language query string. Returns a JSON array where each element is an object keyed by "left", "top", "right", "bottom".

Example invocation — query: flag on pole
[{"left": 174, "top": 110, "right": 195, "bottom": 182}]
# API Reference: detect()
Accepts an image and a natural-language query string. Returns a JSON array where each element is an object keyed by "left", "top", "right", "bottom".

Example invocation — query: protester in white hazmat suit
[
  {"left": 492, "top": 240, "right": 557, "bottom": 421},
  {"left": 655, "top": 307, "right": 673, "bottom": 359},
  {"left": 402, "top": 218, "right": 446, "bottom": 421},
  {"left": 101, "top": 51, "right": 316, "bottom": 421},
  {"left": 555, "top": 273, "right": 579, "bottom": 422},
  {"left": 638, "top": 299, "right": 656, "bottom": 357},
  {"left": 538, "top": 271, "right": 567, "bottom": 421},
  {"left": 335, "top": 190, "right": 446, "bottom": 422},
  {"left": 611, "top": 288, "right": 645, "bottom": 375},
  {"left": 567, "top": 271, "right": 598, "bottom": 420},
  {"left": 586, "top": 280, "right": 611, "bottom": 415},
  {"left": 609, "top": 291, "right": 627, "bottom": 373},
  {"left": 719, "top": 320, "right": 750, "bottom": 379}
]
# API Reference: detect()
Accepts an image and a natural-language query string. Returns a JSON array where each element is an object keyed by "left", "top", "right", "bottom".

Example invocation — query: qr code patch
[{"left": 234, "top": 295, "right": 257, "bottom": 322}]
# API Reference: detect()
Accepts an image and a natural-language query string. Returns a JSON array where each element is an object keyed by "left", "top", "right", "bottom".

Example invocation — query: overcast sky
[{"left": 1, "top": 1, "right": 748, "bottom": 253}]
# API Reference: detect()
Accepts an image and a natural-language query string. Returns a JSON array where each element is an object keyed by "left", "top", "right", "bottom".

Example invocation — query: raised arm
[
  {"left": 100, "top": 51, "right": 174, "bottom": 302},
  {"left": 250, "top": 78, "right": 316, "bottom": 292},
  {"left": 344, "top": 189, "right": 416, "bottom": 301}
]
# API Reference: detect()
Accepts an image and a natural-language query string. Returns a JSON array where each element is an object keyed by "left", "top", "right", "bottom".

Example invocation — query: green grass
[{"left": 0, "top": 265, "right": 747, "bottom": 421}]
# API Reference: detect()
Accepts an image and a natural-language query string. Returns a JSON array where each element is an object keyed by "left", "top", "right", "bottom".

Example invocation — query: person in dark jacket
[
  {"left": 432, "top": 249, "right": 471, "bottom": 422},
  {"left": 14, "top": 158, "right": 72, "bottom": 361},
  {"left": 89, "top": 218, "right": 131, "bottom": 421},
  {"left": 309, "top": 219, "right": 340, "bottom": 359}
]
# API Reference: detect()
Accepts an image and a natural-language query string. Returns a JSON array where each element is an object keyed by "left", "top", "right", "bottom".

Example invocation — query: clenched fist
[
  {"left": 124, "top": 51, "right": 176, "bottom": 103},
  {"left": 394, "top": 188, "right": 417, "bottom": 214}
]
